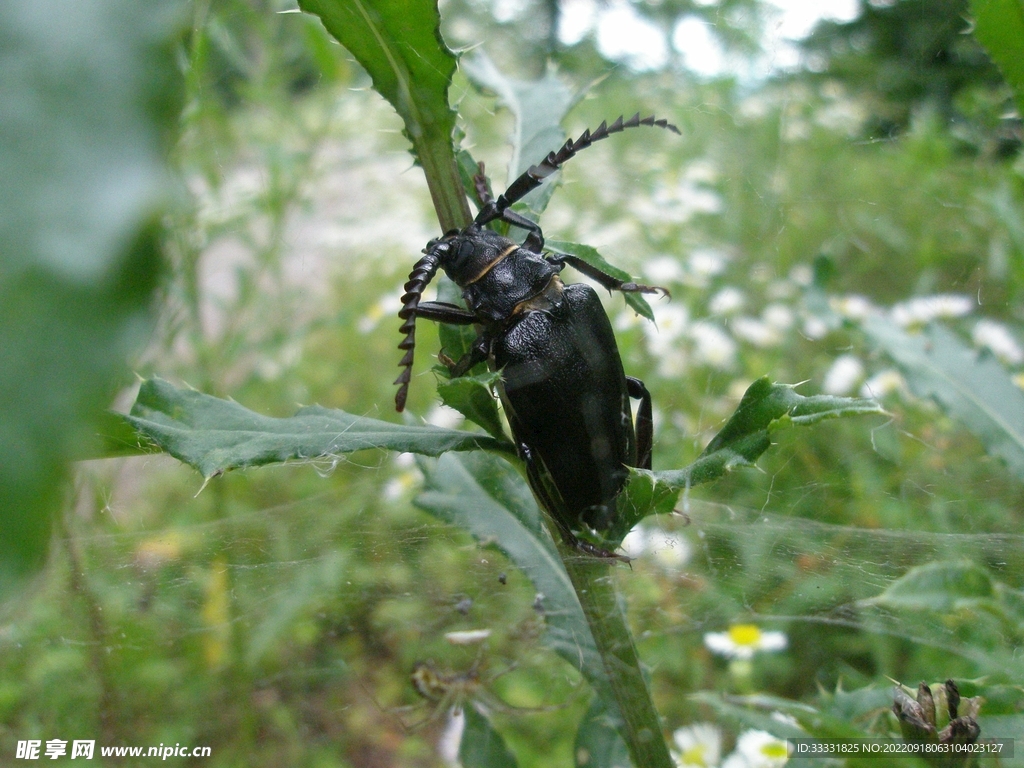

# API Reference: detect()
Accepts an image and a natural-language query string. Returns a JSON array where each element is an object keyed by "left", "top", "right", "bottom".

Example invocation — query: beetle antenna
[
  {"left": 395, "top": 250, "right": 441, "bottom": 411},
  {"left": 476, "top": 113, "right": 680, "bottom": 226}
]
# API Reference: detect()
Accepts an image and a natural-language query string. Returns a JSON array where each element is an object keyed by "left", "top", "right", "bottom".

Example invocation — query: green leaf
[
  {"left": 124, "top": 378, "right": 514, "bottom": 479},
  {"left": 969, "top": 0, "right": 1024, "bottom": 117},
  {"left": 435, "top": 276, "right": 481, "bottom": 376},
  {"left": 91, "top": 409, "right": 161, "bottom": 460},
  {"left": 547, "top": 240, "right": 657, "bottom": 322},
  {"left": 665, "top": 377, "right": 884, "bottom": 486},
  {"left": 297, "top": 0, "right": 470, "bottom": 230},
  {"left": 436, "top": 370, "right": 507, "bottom": 441},
  {"left": 413, "top": 453, "right": 627, "bottom": 741},
  {"left": 462, "top": 52, "right": 578, "bottom": 215},
  {"left": 863, "top": 560, "right": 996, "bottom": 612},
  {"left": 606, "top": 470, "right": 679, "bottom": 544},
  {"left": 460, "top": 706, "right": 519, "bottom": 768},
  {"left": 0, "top": 0, "right": 183, "bottom": 597},
  {"left": 613, "top": 378, "right": 884, "bottom": 534},
  {"left": 863, "top": 318, "right": 1024, "bottom": 482}
]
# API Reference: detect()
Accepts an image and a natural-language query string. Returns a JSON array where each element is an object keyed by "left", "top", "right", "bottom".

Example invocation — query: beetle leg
[
  {"left": 496, "top": 207, "right": 546, "bottom": 253},
  {"left": 626, "top": 377, "right": 653, "bottom": 470},
  {"left": 546, "top": 253, "right": 670, "bottom": 299},
  {"left": 411, "top": 301, "right": 478, "bottom": 324},
  {"left": 447, "top": 335, "right": 490, "bottom": 378}
]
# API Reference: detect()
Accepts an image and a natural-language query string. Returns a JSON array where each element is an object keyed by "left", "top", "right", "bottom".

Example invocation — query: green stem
[
  {"left": 563, "top": 552, "right": 674, "bottom": 768},
  {"left": 416, "top": 131, "right": 472, "bottom": 231}
]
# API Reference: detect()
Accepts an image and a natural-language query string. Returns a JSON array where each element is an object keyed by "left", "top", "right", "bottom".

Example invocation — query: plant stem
[
  {"left": 563, "top": 553, "right": 674, "bottom": 768},
  {"left": 417, "top": 133, "right": 472, "bottom": 231}
]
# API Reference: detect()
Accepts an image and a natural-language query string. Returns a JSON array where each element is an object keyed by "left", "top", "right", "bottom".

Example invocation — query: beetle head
[{"left": 429, "top": 225, "right": 514, "bottom": 288}]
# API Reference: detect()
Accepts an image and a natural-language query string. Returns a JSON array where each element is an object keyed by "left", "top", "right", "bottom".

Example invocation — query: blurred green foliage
[
  {"left": 0, "top": 0, "right": 185, "bottom": 597},
  {"left": 800, "top": 0, "right": 1016, "bottom": 148},
  {"left": 2, "top": 0, "right": 1024, "bottom": 765}
]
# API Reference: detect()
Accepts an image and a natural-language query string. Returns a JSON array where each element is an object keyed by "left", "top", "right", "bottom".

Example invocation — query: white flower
[
  {"left": 650, "top": 530, "right": 693, "bottom": 570},
  {"left": 645, "top": 304, "right": 691, "bottom": 367},
  {"left": 644, "top": 255, "right": 686, "bottom": 285},
  {"left": 683, "top": 249, "right": 729, "bottom": 288},
  {"left": 621, "top": 526, "right": 692, "bottom": 569},
  {"left": 788, "top": 264, "right": 812, "bottom": 287},
  {"left": 860, "top": 369, "right": 906, "bottom": 398},
  {"left": 891, "top": 294, "right": 973, "bottom": 328},
  {"left": 721, "top": 730, "right": 789, "bottom": 768},
  {"left": 822, "top": 354, "right": 864, "bottom": 396},
  {"left": 731, "top": 317, "right": 782, "bottom": 348},
  {"left": 763, "top": 304, "right": 794, "bottom": 332},
  {"left": 704, "top": 624, "right": 787, "bottom": 660},
  {"left": 672, "top": 722, "right": 723, "bottom": 767},
  {"left": 425, "top": 404, "right": 464, "bottom": 429},
  {"left": 829, "top": 294, "right": 876, "bottom": 321},
  {"left": 709, "top": 287, "right": 745, "bottom": 315},
  {"left": 646, "top": 302, "right": 690, "bottom": 340},
  {"left": 801, "top": 315, "right": 829, "bottom": 340},
  {"left": 972, "top": 319, "right": 1024, "bottom": 365},
  {"left": 620, "top": 526, "right": 651, "bottom": 558},
  {"left": 685, "top": 160, "right": 720, "bottom": 185},
  {"left": 382, "top": 469, "right": 423, "bottom": 501},
  {"left": 689, "top": 321, "right": 736, "bottom": 369}
]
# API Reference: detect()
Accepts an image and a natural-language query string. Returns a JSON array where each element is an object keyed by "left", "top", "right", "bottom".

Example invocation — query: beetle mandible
[{"left": 395, "top": 113, "right": 680, "bottom": 558}]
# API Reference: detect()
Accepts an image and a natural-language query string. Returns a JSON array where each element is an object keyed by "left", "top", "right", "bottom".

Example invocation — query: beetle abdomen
[{"left": 493, "top": 283, "right": 637, "bottom": 535}]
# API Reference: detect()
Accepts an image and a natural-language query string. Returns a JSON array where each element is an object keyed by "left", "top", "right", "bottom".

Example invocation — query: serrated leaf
[
  {"left": 436, "top": 370, "right": 506, "bottom": 440},
  {"left": 462, "top": 52, "right": 578, "bottom": 215},
  {"left": 675, "top": 377, "right": 883, "bottom": 484},
  {"left": 547, "top": 240, "right": 657, "bottom": 321},
  {"left": 460, "top": 706, "right": 519, "bottom": 768},
  {"left": 969, "top": 0, "right": 1024, "bottom": 118},
  {"left": 298, "top": 0, "right": 469, "bottom": 230},
  {"left": 863, "top": 560, "right": 996, "bottom": 612},
  {"left": 0, "top": 0, "right": 183, "bottom": 597},
  {"left": 123, "top": 378, "right": 513, "bottom": 479},
  {"left": 413, "top": 453, "right": 625, "bottom": 740},
  {"left": 605, "top": 470, "right": 679, "bottom": 544},
  {"left": 863, "top": 317, "right": 1024, "bottom": 482},
  {"left": 619, "top": 378, "right": 883, "bottom": 530}
]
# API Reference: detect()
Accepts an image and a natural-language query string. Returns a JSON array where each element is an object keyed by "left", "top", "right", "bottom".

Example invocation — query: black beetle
[{"left": 395, "top": 113, "right": 679, "bottom": 558}]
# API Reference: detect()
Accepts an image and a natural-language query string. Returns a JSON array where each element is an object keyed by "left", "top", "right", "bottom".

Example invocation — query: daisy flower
[
  {"left": 722, "top": 730, "right": 789, "bottom": 768},
  {"left": 704, "top": 624, "right": 787, "bottom": 660},
  {"left": 672, "top": 722, "right": 723, "bottom": 767}
]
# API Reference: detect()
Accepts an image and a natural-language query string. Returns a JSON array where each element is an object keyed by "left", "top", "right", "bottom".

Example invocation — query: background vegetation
[{"left": 2, "top": 0, "right": 1024, "bottom": 765}]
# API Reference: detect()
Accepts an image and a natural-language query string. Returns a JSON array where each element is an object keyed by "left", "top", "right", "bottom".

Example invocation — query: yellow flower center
[
  {"left": 760, "top": 741, "right": 789, "bottom": 759},
  {"left": 728, "top": 623, "right": 762, "bottom": 647},
  {"left": 681, "top": 744, "right": 708, "bottom": 766}
]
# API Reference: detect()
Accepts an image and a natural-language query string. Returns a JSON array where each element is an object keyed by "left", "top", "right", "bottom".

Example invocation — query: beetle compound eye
[{"left": 453, "top": 239, "right": 476, "bottom": 269}]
